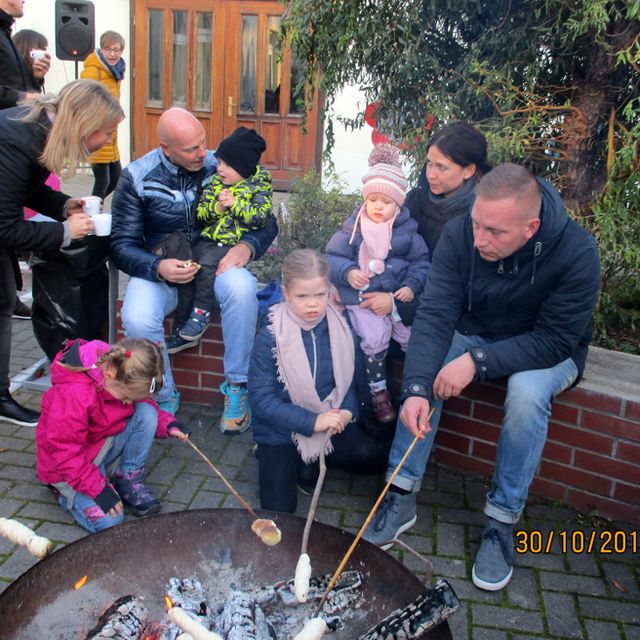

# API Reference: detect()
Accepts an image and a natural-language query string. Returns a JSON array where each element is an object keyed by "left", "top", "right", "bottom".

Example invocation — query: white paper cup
[
  {"left": 82, "top": 196, "right": 101, "bottom": 216},
  {"left": 92, "top": 213, "right": 112, "bottom": 236}
]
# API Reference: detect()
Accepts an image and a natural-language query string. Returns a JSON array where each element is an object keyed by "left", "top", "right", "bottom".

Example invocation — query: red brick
[
  {"left": 473, "top": 402, "right": 504, "bottom": 424},
  {"left": 541, "top": 440, "right": 573, "bottom": 465},
  {"left": 439, "top": 414, "right": 501, "bottom": 442},
  {"left": 529, "top": 477, "right": 568, "bottom": 502},
  {"left": 464, "top": 382, "right": 506, "bottom": 406},
  {"left": 472, "top": 439, "right": 497, "bottom": 462},
  {"left": 574, "top": 451, "right": 640, "bottom": 485},
  {"left": 565, "top": 387, "right": 623, "bottom": 415},
  {"left": 435, "top": 431, "right": 471, "bottom": 454},
  {"left": 614, "top": 482, "right": 640, "bottom": 505},
  {"left": 540, "top": 460, "right": 612, "bottom": 496},
  {"left": 581, "top": 411, "right": 640, "bottom": 440},
  {"left": 624, "top": 400, "right": 640, "bottom": 421},
  {"left": 173, "top": 370, "right": 199, "bottom": 387},
  {"left": 547, "top": 422, "right": 614, "bottom": 455},
  {"left": 443, "top": 396, "right": 472, "bottom": 416},
  {"left": 566, "top": 489, "right": 640, "bottom": 525},
  {"left": 172, "top": 353, "right": 219, "bottom": 370},
  {"left": 200, "top": 340, "right": 225, "bottom": 357},
  {"left": 432, "top": 448, "right": 494, "bottom": 479},
  {"left": 550, "top": 401, "right": 579, "bottom": 425},
  {"left": 616, "top": 441, "right": 640, "bottom": 464},
  {"left": 182, "top": 387, "right": 220, "bottom": 404}
]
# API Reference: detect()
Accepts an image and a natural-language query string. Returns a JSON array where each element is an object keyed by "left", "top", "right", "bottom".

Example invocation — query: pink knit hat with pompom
[{"left": 361, "top": 143, "right": 407, "bottom": 207}]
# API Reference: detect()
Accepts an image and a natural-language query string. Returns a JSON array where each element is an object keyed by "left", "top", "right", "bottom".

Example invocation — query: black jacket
[
  {"left": 0, "top": 10, "right": 41, "bottom": 109},
  {"left": 402, "top": 178, "right": 600, "bottom": 401}
]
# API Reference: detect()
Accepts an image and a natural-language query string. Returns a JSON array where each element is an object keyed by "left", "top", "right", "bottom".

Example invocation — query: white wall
[
  {"left": 16, "top": 1, "right": 372, "bottom": 193},
  {"left": 15, "top": 0, "right": 132, "bottom": 163}
]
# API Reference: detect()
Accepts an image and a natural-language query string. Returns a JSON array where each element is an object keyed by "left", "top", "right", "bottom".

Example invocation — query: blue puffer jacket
[
  {"left": 402, "top": 178, "right": 601, "bottom": 402},
  {"left": 110, "top": 147, "right": 278, "bottom": 281},
  {"left": 248, "top": 313, "right": 360, "bottom": 447},
  {"left": 325, "top": 204, "right": 431, "bottom": 306}
]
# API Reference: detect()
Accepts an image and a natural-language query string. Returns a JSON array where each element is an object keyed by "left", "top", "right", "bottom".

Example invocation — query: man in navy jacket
[{"left": 364, "top": 163, "right": 600, "bottom": 592}]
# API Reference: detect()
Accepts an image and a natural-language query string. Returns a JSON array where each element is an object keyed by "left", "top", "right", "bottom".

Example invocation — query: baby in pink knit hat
[{"left": 326, "top": 144, "right": 430, "bottom": 423}]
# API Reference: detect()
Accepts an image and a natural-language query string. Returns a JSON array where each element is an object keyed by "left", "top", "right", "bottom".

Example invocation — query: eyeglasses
[{"left": 102, "top": 46, "right": 123, "bottom": 54}]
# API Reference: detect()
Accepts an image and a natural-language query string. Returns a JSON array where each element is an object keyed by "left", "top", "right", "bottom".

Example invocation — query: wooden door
[{"left": 132, "top": 0, "right": 322, "bottom": 189}]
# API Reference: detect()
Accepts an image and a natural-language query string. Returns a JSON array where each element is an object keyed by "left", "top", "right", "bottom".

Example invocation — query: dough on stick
[
  {"left": 251, "top": 518, "right": 281, "bottom": 546},
  {"left": 0, "top": 517, "right": 53, "bottom": 558},
  {"left": 294, "top": 552, "right": 312, "bottom": 603},
  {"left": 293, "top": 617, "right": 327, "bottom": 640}
]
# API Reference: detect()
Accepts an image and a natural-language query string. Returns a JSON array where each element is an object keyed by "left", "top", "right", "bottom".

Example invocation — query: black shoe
[
  {"left": 166, "top": 329, "right": 199, "bottom": 354},
  {"left": 0, "top": 390, "right": 40, "bottom": 426},
  {"left": 12, "top": 298, "right": 31, "bottom": 319},
  {"left": 297, "top": 461, "right": 319, "bottom": 496}
]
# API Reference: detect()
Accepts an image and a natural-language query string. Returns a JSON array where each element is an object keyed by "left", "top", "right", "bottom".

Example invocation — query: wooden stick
[
  {"left": 300, "top": 430, "right": 332, "bottom": 556},
  {"left": 314, "top": 407, "right": 435, "bottom": 615},
  {"left": 182, "top": 437, "right": 258, "bottom": 520}
]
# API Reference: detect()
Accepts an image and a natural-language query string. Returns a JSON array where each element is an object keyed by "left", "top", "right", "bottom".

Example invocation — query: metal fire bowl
[{"left": 0, "top": 509, "right": 452, "bottom": 639}]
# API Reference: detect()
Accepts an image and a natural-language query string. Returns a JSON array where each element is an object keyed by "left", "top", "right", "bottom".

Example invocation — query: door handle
[{"left": 227, "top": 96, "right": 236, "bottom": 117}]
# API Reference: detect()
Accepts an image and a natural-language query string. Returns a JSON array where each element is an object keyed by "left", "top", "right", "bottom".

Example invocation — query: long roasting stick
[
  {"left": 183, "top": 437, "right": 258, "bottom": 519},
  {"left": 314, "top": 407, "right": 436, "bottom": 616}
]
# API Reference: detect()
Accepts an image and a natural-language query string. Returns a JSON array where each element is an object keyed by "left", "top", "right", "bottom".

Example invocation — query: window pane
[
  {"left": 240, "top": 15, "right": 257, "bottom": 113},
  {"left": 147, "top": 10, "right": 164, "bottom": 106},
  {"left": 289, "top": 57, "right": 303, "bottom": 115},
  {"left": 172, "top": 11, "right": 188, "bottom": 107},
  {"left": 195, "top": 12, "right": 212, "bottom": 111},
  {"left": 264, "top": 17, "right": 281, "bottom": 114}
]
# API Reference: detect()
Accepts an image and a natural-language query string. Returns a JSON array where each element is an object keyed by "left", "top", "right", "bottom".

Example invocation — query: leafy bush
[{"left": 249, "top": 170, "right": 359, "bottom": 284}]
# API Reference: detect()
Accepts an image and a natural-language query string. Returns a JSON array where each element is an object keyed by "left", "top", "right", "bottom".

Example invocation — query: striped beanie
[{"left": 361, "top": 143, "right": 407, "bottom": 207}]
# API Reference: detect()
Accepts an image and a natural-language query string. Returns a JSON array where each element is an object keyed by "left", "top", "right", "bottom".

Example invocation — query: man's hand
[
  {"left": 359, "top": 291, "right": 393, "bottom": 316},
  {"left": 216, "top": 243, "right": 251, "bottom": 274},
  {"left": 66, "top": 198, "right": 91, "bottom": 217},
  {"left": 67, "top": 213, "right": 95, "bottom": 239},
  {"left": 394, "top": 286, "right": 414, "bottom": 302},
  {"left": 347, "top": 269, "right": 370, "bottom": 290},
  {"left": 399, "top": 396, "right": 432, "bottom": 438},
  {"left": 157, "top": 259, "right": 199, "bottom": 284},
  {"left": 31, "top": 53, "right": 51, "bottom": 79},
  {"left": 433, "top": 352, "right": 476, "bottom": 400}
]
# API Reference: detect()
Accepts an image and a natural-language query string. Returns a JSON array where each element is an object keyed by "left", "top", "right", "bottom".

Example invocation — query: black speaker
[{"left": 55, "top": 0, "right": 95, "bottom": 61}]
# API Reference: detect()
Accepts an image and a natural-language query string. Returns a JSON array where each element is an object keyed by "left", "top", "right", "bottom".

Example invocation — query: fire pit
[{"left": 0, "top": 509, "right": 453, "bottom": 639}]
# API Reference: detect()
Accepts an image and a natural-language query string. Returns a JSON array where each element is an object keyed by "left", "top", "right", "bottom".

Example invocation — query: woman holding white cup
[{"left": 0, "top": 79, "right": 124, "bottom": 428}]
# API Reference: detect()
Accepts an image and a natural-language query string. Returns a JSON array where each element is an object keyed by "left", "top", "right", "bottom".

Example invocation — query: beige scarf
[{"left": 269, "top": 301, "right": 355, "bottom": 462}]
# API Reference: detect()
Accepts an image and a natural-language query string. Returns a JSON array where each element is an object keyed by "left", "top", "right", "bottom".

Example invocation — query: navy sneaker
[
  {"left": 179, "top": 308, "right": 210, "bottom": 341},
  {"left": 362, "top": 490, "right": 417, "bottom": 549},
  {"left": 166, "top": 329, "right": 199, "bottom": 354},
  {"left": 472, "top": 518, "right": 515, "bottom": 591}
]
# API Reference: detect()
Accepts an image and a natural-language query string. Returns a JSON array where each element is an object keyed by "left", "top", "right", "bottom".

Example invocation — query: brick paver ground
[{"left": 1, "top": 174, "right": 638, "bottom": 639}]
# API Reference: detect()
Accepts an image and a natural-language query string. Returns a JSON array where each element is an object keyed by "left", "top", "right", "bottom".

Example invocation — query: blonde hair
[
  {"left": 281, "top": 248, "right": 330, "bottom": 288},
  {"left": 61, "top": 338, "right": 165, "bottom": 398},
  {"left": 99, "top": 30, "right": 125, "bottom": 50},
  {"left": 19, "top": 79, "right": 124, "bottom": 175}
]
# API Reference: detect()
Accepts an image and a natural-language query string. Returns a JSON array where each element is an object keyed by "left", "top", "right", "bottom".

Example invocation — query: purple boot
[{"left": 113, "top": 468, "right": 160, "bottom": 517}]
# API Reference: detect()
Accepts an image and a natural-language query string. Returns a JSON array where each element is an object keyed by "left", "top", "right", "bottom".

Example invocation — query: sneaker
[
  {"left": 179, "top": 308, "right": 210, "bottom": 341},
  {"left": 166, "top": 329, "right": 199, "bottom": 354},
  {"left": 372, "top": 389, "right": 396, "bottom": 423},
  {"left": 471, "top": 518, "right": 514, "bottom": 591},
  {"left": 362, "top": 490, "right": 417, "bottom": 549},
  {"left": 12, "top": 298, "right": 31, "bottom": 319},
  {"left": 158, "top": 389, "right": 180, "bottom": 416},
  {"left": 0, "top": 390, "right": 40, "bottom": 427},
  {"left": 113, "top": 468, "right": 160, "bottom": 517},
  {"left": 219, "top": 381, "right": 251, "bottom": 435}
]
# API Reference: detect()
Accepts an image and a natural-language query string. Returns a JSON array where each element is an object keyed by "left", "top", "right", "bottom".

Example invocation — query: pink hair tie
[{"left": 124, "top": 350, "right": 132, "bottom": 358}]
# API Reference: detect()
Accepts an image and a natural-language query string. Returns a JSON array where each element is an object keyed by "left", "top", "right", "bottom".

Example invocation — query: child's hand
[
  {"left": 347, "top": 269, "right": 369, "bottom": 290},
  {"left": 313, "top": 410, "right": 344, "bottom": 433},
  {"left": 168, "top": 425, "right": 190, "bottom": 441},
  {"left": 108, "top": 501, "right": 124, "bottom": 518},
  {"left": 337, "top": 409, "right": 353, "bottom": 428},
  {"left": 394, "top": 286, "right": 414, "bottom": 302},
  {"left": 217, "top": 188, "right": 235, "bottom": 209}
]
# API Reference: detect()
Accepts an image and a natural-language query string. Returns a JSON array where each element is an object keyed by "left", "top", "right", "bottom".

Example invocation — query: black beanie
[{"left": 215, "top": 127, "right": 266, "bottom": 179}]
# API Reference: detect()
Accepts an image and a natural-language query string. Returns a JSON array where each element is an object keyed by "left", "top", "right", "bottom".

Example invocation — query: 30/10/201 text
[{"left": 515, "top": 529, "right": 637, "bottom": 555}]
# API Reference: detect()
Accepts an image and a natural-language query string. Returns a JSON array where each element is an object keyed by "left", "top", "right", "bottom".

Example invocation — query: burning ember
[{"left": 74, "top": 575, "right": 89, "bottom": 590}]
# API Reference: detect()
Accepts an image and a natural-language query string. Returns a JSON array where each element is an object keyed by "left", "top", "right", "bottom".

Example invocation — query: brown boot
[{"left": 372, "top": 389, "right": 396, "bottom": 423}]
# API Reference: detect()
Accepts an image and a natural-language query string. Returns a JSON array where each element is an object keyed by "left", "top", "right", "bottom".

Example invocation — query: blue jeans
[
  {"left": 387, "top": 332, "right": 578, "bottom": 523},
  {"left": 121, "top": 267, "right": 258, "bottom": 401},
  {"left": 56, "top": 402, "right": 158, "bottom": 532}
]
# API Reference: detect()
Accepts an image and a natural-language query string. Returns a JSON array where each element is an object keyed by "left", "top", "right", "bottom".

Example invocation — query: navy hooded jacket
[{"left": 402, "top": 178, "right": 600, "bottom": 401}]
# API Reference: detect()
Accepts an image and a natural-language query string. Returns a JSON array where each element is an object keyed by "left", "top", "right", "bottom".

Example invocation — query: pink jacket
[{"left": 36, "top": 340, "right": 176, "bottom": 499}]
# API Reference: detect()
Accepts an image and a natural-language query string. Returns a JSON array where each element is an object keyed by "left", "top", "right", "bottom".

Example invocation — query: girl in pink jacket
[{"left": 36, "top": 338, "right": 187, "bottom": 532}]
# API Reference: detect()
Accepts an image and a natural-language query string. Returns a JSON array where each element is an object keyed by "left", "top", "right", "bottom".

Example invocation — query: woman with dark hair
[
  {"left": 357, "top": 122, "right": 491, "bottom": 326},
  {"left": 12, "top": 29, "right": 49, "bottom": 94},
  {"left": 0, "top": 79, "right": 124, "bottom": 427}
]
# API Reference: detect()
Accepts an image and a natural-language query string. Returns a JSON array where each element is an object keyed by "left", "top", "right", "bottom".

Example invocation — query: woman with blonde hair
[
  {"left": 81, "top": 30, "right": 126, "bottom": 200},
  {"left": 0, "top": 79, "right": 124, "bottom": 428}
]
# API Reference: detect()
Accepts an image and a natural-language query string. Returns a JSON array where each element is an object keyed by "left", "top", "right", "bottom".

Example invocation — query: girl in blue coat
[
  {"left": 248, "top": 249, "right": 381, "bottom": 513},
  {"left": 326, "top": 145, "right": 430, "bottom": 424}
]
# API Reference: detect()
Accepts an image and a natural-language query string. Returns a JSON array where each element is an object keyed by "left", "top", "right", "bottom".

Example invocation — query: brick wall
[{"left": 126, "top": 309, "right": 640, "bottom": 525}]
